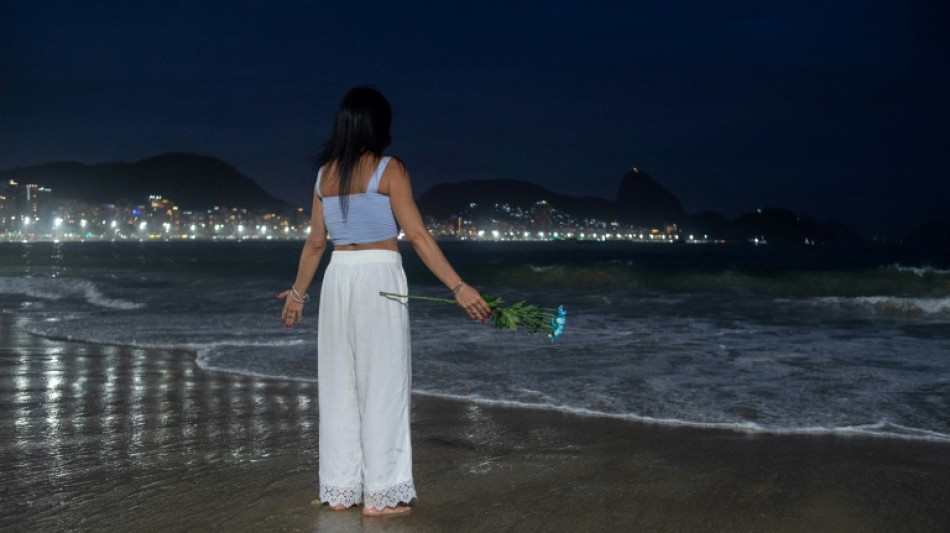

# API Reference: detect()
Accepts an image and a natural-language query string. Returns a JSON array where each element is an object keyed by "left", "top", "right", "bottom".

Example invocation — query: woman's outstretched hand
[
  {"left": 455, "top": 284, "right": 492, "bottom": 321},
  {"left": 277, "top": 290, "right": 304, "bottom": 328}
]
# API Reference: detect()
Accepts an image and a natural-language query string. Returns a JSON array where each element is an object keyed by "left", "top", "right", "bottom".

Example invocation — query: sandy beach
[{"left": 2, "top": 310, "right": 949, "bottom": 532}]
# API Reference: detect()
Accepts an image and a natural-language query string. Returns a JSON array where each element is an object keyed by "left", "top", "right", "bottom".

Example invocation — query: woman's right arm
[
  {"left": 385, "top": 159, "right": 491, "bottom": 321},
  {"left": 279, "top": 190, "right": 328, "bottom": 326}
]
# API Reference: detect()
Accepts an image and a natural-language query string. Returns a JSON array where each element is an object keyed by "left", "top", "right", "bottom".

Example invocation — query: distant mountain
[
  {"left": 416, "top": 169, "right": 863, "bottom": 245},
  {"left": 3, "top": 153, "right": 883, "bottom": 244},
  {"left": 0, "top": 153, "right": 289, "bottom": 211},
  {"left": 729, "top": 208, "right": 862, "bottom": 245},
  {"left": 616, "top": 167, "right": 686, "bottom": 225},
  {"left": 903, "top": 218, "right": 950, "bottom": 249},
  {"left": 417, "top": 167, "right": 689, "bottom": 228},
  {"left": 416, "top": 179, "right": 618, "bottom": 222}
]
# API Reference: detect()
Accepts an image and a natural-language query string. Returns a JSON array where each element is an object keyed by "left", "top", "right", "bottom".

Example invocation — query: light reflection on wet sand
[{"left": 1, "top": 313, "right": 321, "bottom": 531}]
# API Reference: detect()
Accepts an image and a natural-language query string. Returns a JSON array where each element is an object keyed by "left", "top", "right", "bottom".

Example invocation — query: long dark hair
[{"left": 312, "top": 86, "right": 392, "bottom": 219}]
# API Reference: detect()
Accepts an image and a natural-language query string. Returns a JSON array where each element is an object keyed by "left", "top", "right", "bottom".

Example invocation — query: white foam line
[
  {"left": 889, "top": 264, "right": 950, "bottom": 276},
  {"left": 0, "top": 276, "right": 144, "bottom": 310},
  {"left": 816, "top": 295, "right": 950, "bottom": 314},
  {"left": 412, "top": 390, "right": 950, "bottom": 444},
  {"left": 14, "top": 319, "right": 308, "bottom": 350},
  {"left": 195, "top": 361, "right": 318, "bottom": 383},
  {"left": 13, "top": 328, "right": 177, "bottom": 350},
  {"left": 186, "top": 339, "right": 307, "bottom": 349}
]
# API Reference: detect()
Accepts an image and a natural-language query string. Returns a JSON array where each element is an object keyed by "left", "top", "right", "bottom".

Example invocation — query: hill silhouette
[
  {"left": 417, "top": 167, "right": 690, "bottom": 229},
  {"left": 728, "top": 208, "right": 862, "bottom": 245},
  {"left": 416, "top": 179, "right": 619, "bottom": 221},
  {"left": 1, "top": 153, "right": 883, "bottom": 244},
  {"left": 616, "top": 167, "right": 686, "bottom": 225},
  {"left": 416, "top": 169, "right": 862, "bottom": 245},
  {"left": 903, "top": 217, "right": 950, "bottom": 250},
  {"left": 0, "top": 153, "right": 289, "bottom": 211}
]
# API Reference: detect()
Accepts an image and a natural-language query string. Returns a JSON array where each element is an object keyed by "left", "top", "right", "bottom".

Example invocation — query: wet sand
[{"left": 2, "top": 311, "right": 949, "bottom": 532}]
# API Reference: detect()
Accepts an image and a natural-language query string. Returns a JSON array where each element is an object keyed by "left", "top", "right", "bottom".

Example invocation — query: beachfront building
[{"left": 1, "top": 180, "right": 54, "bottom": 239}]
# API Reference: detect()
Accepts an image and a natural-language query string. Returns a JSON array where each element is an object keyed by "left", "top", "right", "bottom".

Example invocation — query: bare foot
[
  {"left": 362, "top": 504, "right": 411, "bottom": 517},
  {"left": 329, "top": 503, "right": 349, "bottom": 511}
]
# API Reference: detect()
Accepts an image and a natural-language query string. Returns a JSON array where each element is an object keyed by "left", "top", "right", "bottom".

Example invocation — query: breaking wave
[
  {"left": 816, "top": 295, "right": 950, "bottom": 316},
  {"left": 0, "top": 276, "right": 144, "bottom": 310}
]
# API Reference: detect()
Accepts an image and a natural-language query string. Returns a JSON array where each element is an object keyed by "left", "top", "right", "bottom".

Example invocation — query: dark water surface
[{"left": 1, "top": 240, "right": 948, "bottom": 440}]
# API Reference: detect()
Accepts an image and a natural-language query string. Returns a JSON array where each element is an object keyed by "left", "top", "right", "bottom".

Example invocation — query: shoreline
[
  {"left": 9, "top": 314, "right": 945, "bottom": 445},
  {"left": 410, "top": 389, "right": 950, "bottom": 444},
  {"left": 3, "top": 312, "right": 950, "bottom": 531},
  {"left": 13, "top": 329, "right": 945, "bottom": 445}
]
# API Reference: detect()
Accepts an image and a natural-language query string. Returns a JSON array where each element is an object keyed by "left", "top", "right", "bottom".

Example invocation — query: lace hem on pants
[
  {"left": 363, "top": 481, "right": 417, "bottom": 510},
  {"left": 320, "top": 484, "right": 362, "bottom": 508}
]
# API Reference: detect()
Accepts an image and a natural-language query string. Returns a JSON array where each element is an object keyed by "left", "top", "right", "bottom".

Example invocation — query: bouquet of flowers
[{"left": 380, "top": 291, "right": 567, "bottom": 342}]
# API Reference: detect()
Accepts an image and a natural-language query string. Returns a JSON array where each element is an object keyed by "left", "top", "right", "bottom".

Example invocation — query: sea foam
[
  {"left": 0, "top": 276, "right": 144, "bottom": 310},
  {"left": 816, "top": 295, "right": 950, "bottom": 315}
]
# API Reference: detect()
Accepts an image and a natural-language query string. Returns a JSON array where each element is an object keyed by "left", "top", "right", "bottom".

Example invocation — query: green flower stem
[
  {"left": 380, "top": 290, "right": 564, "bottom": 340},
  {"left": 379, "top": 291, "right": 457, "bottom": 304},
  {"left": 380, "top": 291, "right": 555, "bottom": 313}
]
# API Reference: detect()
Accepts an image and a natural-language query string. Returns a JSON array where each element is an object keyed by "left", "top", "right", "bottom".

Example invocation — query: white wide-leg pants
[{"left": 317, "top": 250, "right": 416, "bottom": 509}]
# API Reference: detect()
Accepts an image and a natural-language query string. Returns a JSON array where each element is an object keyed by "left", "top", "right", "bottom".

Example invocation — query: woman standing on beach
[{"left": 279, "top": 87, "right": 491, "bottom": 517}]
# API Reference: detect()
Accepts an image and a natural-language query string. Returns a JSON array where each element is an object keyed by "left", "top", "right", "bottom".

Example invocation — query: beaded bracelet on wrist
[{"left": 290, "top": 286, "right": 310, "bottom": 304}]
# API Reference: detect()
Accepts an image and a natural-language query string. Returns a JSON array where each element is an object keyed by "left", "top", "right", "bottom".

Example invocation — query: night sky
[{"left": 2, "top": 1, "right": 948, "bottom": 236}]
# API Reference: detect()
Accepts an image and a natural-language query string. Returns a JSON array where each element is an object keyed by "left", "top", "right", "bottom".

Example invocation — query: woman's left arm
[{"left": 383, "top": 158, "right": 491, "bottom": 321}]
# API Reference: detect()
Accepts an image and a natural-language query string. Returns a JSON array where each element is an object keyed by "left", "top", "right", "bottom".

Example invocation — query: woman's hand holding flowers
[
  {"left": 379, "top": 289, "right": 566, "bottom": 342},
  {"left": 454, "top": 282, "right": 492, "bottom": 321}
]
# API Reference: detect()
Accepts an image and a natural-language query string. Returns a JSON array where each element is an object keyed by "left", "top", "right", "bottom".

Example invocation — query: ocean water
[{"left": 1, "top": 240, "right": 948, "bottom": 442}]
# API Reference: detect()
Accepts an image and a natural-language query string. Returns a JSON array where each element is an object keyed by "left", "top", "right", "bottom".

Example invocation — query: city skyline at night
[{"left": 0, "top": 151, "right": 883, "bottom": 246}]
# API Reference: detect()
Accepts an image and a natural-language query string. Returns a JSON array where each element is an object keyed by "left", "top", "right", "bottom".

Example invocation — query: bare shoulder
[
  {"left": 385, "top": 156, "right": 408, "bottom": 177},
  {"left": 380, "top": 156, "right": 410, "bottom": 194}
]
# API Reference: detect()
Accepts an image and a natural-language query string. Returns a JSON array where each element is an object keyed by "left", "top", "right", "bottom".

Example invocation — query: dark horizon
[{"left": 2, "top": 1, "right": 948, "bottom": 237}]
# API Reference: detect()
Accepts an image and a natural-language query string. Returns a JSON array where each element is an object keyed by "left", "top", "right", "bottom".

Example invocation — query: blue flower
[{"left": 549, "top": 306, "right": 567, "bottom": 342}]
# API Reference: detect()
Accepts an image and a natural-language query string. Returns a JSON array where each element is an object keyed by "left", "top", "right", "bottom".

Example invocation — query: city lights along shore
[{"left": 1, "top": 152, "right": 943, "bottom": 247}]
